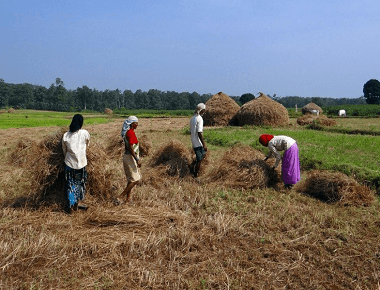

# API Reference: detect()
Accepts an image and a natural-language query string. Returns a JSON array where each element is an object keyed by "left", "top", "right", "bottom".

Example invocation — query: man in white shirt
[{"left": 190, "top": 103, "right": 208, "bottom": 177}]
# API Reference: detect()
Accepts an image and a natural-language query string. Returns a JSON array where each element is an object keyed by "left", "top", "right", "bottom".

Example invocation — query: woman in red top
[{"left": 119, "top": 116, "right": 141, "bottom": 203}]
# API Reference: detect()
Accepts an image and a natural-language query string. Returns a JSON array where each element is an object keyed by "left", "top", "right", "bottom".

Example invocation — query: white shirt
[
  {"left": 190, "top": 114, "right": 204, "bottom": 148},
  {"left": 62, "top": 129, "right": 90, "bottom": 169},
  {"left": 266, "top": 135, "right": 296, "bottom": 168}
]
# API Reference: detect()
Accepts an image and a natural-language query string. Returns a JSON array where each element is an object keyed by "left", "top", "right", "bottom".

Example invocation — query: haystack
[
  {"left": 296, "top": 170, "right": 374, "bottom": 206},
  {"left": 209, "top": 145, "right": 280, "bottom": 189},
  {"left": 104, "top": 108, "right": 113, "bottom": 115},
  {"left": 203, "top": 92, "right": 240, "bottom": 126},
  {"left": 302, "top": 103, "right": 323, "bottom": 115},
  {"left": 8, "top": 129, "right": 118, "bottom": 209},
  {"left": 234, "top": 92, "right": 289, "bottom": 126},
  {"left": 149, "top": 140, "right": 192, "bottom": 178}
]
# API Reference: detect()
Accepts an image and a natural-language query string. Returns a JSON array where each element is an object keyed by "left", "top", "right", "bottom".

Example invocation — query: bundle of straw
[{"left": 296, "top": 170, "right": 374, "bottom": 206}]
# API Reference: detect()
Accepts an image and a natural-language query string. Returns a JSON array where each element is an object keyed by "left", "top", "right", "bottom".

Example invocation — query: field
[{"left": 1, "top": 111, "right": 380, "bottom": 289}]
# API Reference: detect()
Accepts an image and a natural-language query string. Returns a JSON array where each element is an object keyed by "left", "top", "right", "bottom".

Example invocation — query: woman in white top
[
  {"left": 62, "top": 114, "right": 90, "bottom": 213},
  {"left": 259, "top": 134, "right": 301, "bottom": 189}
]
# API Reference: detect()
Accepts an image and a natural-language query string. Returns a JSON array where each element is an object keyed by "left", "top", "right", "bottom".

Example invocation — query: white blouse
[
  {"left": 266, "top": 135, "right": 296, "bottom": 168},
  {"left": 62, "top": 129, "right": 90, "bottom": 169}
]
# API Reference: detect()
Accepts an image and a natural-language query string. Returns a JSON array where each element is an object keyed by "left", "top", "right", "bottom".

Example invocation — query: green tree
[
  {"left": 363, "top": 79, "right": 380, "bottom": 104},
  {"left": 240, "top": 93, "right": 255, "bottom": 104}
]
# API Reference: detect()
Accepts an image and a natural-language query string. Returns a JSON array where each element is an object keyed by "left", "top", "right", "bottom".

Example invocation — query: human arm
[
  {"left": 62, "top": 138, "right": 67, "bottom": 156},
  {"left": 198, "top": 132, "right": 207, "bottom": 151},
  {"left": 268, "top": 142, "right": 281, "bottom": 168}
]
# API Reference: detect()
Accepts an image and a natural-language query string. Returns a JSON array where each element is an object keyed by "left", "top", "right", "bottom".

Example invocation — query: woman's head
[
  {"left": 259, "top": 134, "right": 274, "bottom": 147},
  {"left": 69, "top": 114, "right": 84, "bottom": 132}
]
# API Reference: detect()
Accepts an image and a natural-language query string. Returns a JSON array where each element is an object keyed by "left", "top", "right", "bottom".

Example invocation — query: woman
[
  {"left": 62, "top": 114, "right": 90, "bottom": 213},
  {"left": 118, "top": 116, "right": 141, "bottom": 203},
  {"left": 259, "top": 134, "right": 300, "bottom": 189}
]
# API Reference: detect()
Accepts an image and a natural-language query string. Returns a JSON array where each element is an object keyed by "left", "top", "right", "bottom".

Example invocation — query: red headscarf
[{"left": 259, "top": 134, "right": 274, "bottom": 147}]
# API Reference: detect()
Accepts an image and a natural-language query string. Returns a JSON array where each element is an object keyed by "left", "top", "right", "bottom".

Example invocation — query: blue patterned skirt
[{"left": 64, "top": 165, "right": 87, "bottom": 207}]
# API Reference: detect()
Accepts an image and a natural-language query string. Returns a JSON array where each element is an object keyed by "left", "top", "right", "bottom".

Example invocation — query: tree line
[{"left": 0, "top": 78, "right": 371, "bottom": 112}]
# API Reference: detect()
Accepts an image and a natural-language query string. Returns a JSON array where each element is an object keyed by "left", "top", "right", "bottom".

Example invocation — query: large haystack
[
  {"left": 8, "top": 129, "right": 118, "bottom": 209},
  {"left": 296, "top": 170, "right": 374, "bottom": 206},
  {"left": 208, "top": 145, "right": 280, "bottom": 190},
  {"left": 203, "top": 92, "right": 240, "bottom": 126},
  {"left": 234, "top": 92, "right": 289, "bottom": 126},
  {"left": 302, "top": 103, "right": 323, "bottom": 115}
]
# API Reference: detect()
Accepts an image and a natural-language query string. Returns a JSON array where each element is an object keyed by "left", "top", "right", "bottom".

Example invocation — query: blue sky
[{"left": 1, "top": 0, "right": 379, "bottom": 98}]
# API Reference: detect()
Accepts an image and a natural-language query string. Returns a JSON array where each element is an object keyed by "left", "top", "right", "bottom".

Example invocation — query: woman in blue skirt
[{"left": 62, "top": 114, "right": 90, "bottom": 213}]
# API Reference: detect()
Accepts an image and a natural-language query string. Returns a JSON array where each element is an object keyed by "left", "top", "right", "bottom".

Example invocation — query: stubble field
[{"left": 1, "top": 115, "right": 380, "bottom": 290}]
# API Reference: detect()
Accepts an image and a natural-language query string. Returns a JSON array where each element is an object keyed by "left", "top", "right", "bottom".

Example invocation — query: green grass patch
[{"left": 0, "top": 110, "right": 113, "bottom": 129}]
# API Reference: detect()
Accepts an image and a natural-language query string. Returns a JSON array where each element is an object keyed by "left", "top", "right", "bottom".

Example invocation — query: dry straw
[
  {"left": 208, "top": 145, "right": 280, "bottom": 190},
  {"left": 203, "top": 92, "right": 240, "bottom": 126},
  {"left": 297, "top": 115, "right": 337, "bottom": 126},
  {"left": 104, "top": 108, "right": 113, "bottom": 115},
  {"left": 149, "top": 140, "right": 192, "bottom": 178},
  {"left": 8, "top": 128, "right": 118, "bottom": 208},
  {"left": 296, "top": 170, "right": 374, "bottom": 206},
  {"left": 106, "top": 134, "right": 152, "bottom": 159},
  {"left": 234, "top": 92, "right": 289, "bottom": 126},
  {"left": 302, "top": 102, "right": 323, "bottom": 115}
]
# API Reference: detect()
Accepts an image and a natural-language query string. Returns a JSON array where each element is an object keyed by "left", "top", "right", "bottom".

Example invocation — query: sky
[{"left": 1, "top": 0, "right": 379, "bottom": 98}]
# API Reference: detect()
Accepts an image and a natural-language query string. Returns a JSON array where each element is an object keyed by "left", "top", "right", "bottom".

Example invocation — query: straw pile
[
  {"left": 203, "top": 92, "right": 240, "bottom": 126},
  {"left": 302, "top": 103, "right": 323, "bottom": 115},
  {"left": 8, "top": 129, "right": 117, "bottom": 208},
  {"left": 297, "top": 115, "right": 337, "bottom": 126},
  {"left": 208, "top": 145, "right": 280, "bottom": 189},
  {"left": 8, "top": 108, "right": 15, "bottom": 113},
  {"left": 296, "top": 170, "right": 374, "bottom": 206},
  {"left": 234, "top": 92, "right": 289, "bottom": 126},
  {"left": 106, "top": 134, "right": 152, "bottom": 159},
  {"left": 149, "top": 140, "right": 192, "bottom": 178},
  {"left": 104, "top": 108, "right": 113, "bottom": 115}
]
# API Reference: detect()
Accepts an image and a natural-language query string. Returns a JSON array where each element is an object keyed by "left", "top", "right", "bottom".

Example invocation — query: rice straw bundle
[
  {"left": 149, "top": 140, "right": 192, "bottom": 178},
  {"left": 296, "top": 170, "right": 374, "bottom": 206},
  {"left": 208, "top": 145, "right": 280, "bottom": 189}
]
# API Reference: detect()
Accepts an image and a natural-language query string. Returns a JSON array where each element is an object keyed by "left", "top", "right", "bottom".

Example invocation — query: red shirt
[{"left": 126, "top": 129, "right": 138, "bottom": 145}]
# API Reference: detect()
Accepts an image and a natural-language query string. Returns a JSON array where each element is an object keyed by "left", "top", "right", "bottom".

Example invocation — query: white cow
[
  {"left": 310, "top": 109, "right": 319, "bottom": 116},
  {"left": 338, "top": 109, "right": 346, "bottom": 117}
]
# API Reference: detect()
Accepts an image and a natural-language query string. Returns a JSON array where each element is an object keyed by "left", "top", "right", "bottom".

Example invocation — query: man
[{"left": 190, "top": 103, "right": 208, "bottom": 177}]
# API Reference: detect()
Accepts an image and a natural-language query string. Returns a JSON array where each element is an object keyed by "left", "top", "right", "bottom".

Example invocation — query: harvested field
[{"left": 1, "top": 117, "right": 380, "bottom": 289}]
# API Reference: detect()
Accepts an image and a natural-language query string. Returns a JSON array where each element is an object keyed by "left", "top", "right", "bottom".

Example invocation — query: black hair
[{"left": 69, "top": 114, "right": 84, "bottom": 132}]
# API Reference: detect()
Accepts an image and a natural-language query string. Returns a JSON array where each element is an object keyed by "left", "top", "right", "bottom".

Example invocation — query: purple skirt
[{"left": 282, "top": 143, "right": 301, "bottom": 185}]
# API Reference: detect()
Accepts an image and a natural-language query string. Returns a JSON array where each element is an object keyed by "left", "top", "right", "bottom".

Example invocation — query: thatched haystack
[
  {"left": 104, "top": 108, "right": 113, "bottom": 115},
  {"left": 8, "top": 129, "right": 118, "bottom": 209},
  {"left": 296, "top": 170, "right": 374, "bottom": 206},
  {"left": 7, "top": 108, "right": 15, "bottom": 113},
  {"left": 203, "top": 92, "right": 240, "bottom": 126},
  {"left": 234, "top": 92, "right": 289, "bottom": 126},
  {"left": 106, "top": 134, "right": 152, "bottom": 159},
  {"left": 208, "top": 145, "right": 280, "bottom": 189},
  {"left": 149, "top": 140, "right": 192, "bottom": 178},
  {"left": 296, "top": 115, "right": 337, "bottom": 127},
  {"left": 302, "top": 103, "right": 323, "bottom": 115}
]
